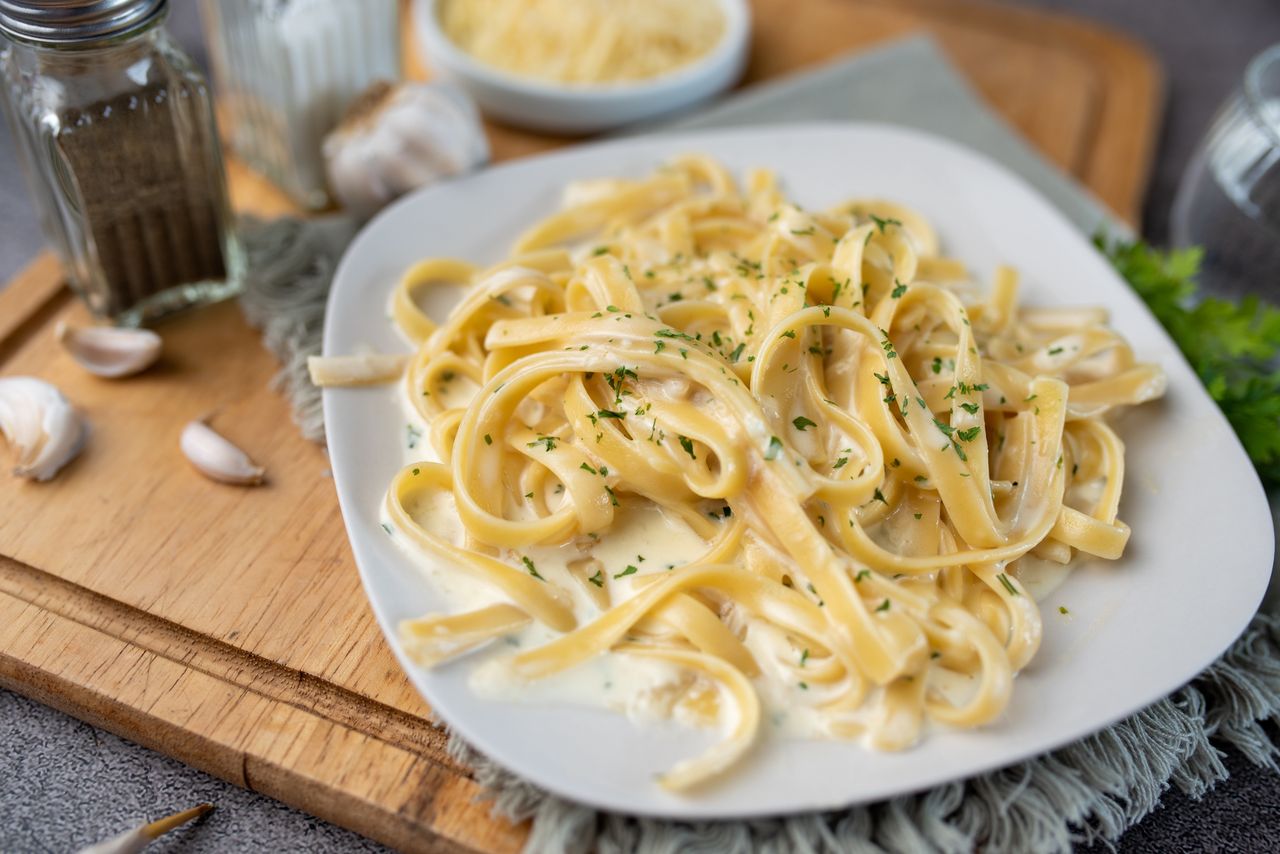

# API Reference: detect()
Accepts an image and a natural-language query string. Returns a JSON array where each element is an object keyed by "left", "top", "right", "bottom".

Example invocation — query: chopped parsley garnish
[
  {"left": 960, "top": 402, "right": 980, "bottom": 414},
  {"left": 483, "top": 433, "right": 493, "bottom": 445},
  {"left": 800, "top": 648, "right": 810, "bottom": 666},
  {"left": 527, "top": 435, "right": 556, "bottom": 452},
  {"left": 872, "top": 488, "right": 888, "bottom": 504},
  {"left": 588, "top": 569, "right": 604, "bottom": 587},
  {"left": 592, "top": 246, "right": 609, "bottom": 256},
  {"left": 891, "top": 280, "right": 908, "bottom": 299},
  {"left": 957, "top": 426, "right": 982, "bottom": 442},
  {"left": 522, "top": 556, "right": 544, "bottom": 580},
  {"left": 1059, "top": 605, "right": 1070, "bottom": 615},
  {"left": 932, "top": 356, "right": 943, "bottom": 374},
  {"left": 596, "top": 409, "right": 626, "bottom": 419},
  {"left": 832, "top": 456, "right": 848, "bottom": 470},
  {"left": 613, "top": 564, "right": 639, "bottom": 580},
  {"left": 996, "top": 573, "right": 1020, "bottom": 596},
  {"left": 932, "top": 417, "right": 955, "bottom": 437},
  {"left": 380, "top": 523, "right": 393, "bottom": 535},
  {"left": 678, "top": 435, "right": 697, "bottom": 460},
  {"left": 580, "top": 462, "right": 597, "bottom": 474},
  {"left": 876, "top": 598, "right": 891, "bottom": 612},
  {"left": 604, "top": 484, "right": 619, "bottom": 506},
  {"left": 1048, "top": 346, "right": 1064, "bottom": 355},
  {"left": 855, "top": 569, "right": 871, "bottom": 582},
  {"left": 869, "top": 213, "right": 902, "bottom": 234},
  {"left": 790, "top": 227, "right": 816, "bottom": 236},
  {"left": 765, "top": 435, "right": 783, "bottom": 461},
  {"left": 792, "top": 416, "right": 817, "bottom": 431}
]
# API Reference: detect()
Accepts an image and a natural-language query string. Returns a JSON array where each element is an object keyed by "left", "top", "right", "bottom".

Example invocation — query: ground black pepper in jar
[{"left": 0, "top": 0, "right": 242, "bottom": 325}]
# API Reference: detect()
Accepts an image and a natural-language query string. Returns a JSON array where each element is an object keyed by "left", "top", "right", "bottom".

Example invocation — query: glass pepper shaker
[
  {"left": 0, "top": 0, "right": 242, "bottom": 326},
  {"left": 199, "top": 0, "right": 403, "bottom": 210}
]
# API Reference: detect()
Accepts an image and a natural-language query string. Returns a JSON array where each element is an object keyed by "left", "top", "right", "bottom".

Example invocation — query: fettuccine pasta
[{"left": 350, "top": 156, "right": 1166, "bottom": 791}]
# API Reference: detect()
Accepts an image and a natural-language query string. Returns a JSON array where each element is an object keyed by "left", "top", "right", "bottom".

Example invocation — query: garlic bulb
[
  {"left": 180, "top": 420, "right": 265, "bottom": 486},
  {"left": 323, "top": 81, "right": 489, "bottom": 220},
  {"left": 0, "top": 377, "right": 87, "bottom": 481},
  {"left": 56, "top": 321, "right": 161, "bottom": 378}
]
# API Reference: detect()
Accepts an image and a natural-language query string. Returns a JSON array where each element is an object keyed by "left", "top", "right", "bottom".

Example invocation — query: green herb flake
[
  {"left": 678, "top": 435, "right": 697, "bottom": 460},
  {"left": 765, "top": 435, "right": 784, "bottom": 461},
  {"left": 869, "top": 213, "right": 902, "bottom": 234},
  {"left": 614, "top": 564, "right": 639, "bottom": 580},
  {"left": 997, "top": 573, "right": 1020, "bottom": 596},
  {"left": 792, "top": 416, "right": 817, "bottom": 432},
  {"left": 522, "top": 556, "right": 544, "bottom": 580},
  {"left": 876, "top": 598, "right": 891, "bottom": 612}
]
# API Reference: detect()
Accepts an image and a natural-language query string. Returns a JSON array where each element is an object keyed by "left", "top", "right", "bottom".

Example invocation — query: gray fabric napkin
[{"left": 651, "top": 35, "right": 1121, "bottom": 237}]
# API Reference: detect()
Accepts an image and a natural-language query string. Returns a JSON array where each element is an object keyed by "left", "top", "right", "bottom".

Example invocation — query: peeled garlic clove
[
  {"left": 56, "top": 321, "right": 162, "bottom": 378},
  {"left": 323, "top": 81, "right": 489, "bottom": 220},
  {"left": 180, "top": 420, "right": 265, "bottom": 486},
  {"left": 0, "top": 376, "right": 87, "bottom": 481}
]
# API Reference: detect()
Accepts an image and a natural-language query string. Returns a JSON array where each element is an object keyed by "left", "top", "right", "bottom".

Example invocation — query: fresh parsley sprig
[{"left": 1096, "top": 235, "right": 1280, "bottom": 485}]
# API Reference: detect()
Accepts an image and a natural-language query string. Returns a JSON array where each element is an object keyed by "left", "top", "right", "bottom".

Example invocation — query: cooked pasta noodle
[{"left": 336, "top": 156, "right": 1166, "bottom": 790}]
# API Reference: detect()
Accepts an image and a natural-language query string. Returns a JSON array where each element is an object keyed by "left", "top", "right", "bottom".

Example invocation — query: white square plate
[{"left": 321, "top": 123, "right": 1274, "bottom": 819}]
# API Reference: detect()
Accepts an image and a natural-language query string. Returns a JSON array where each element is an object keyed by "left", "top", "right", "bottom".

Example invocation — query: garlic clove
[
  {"left": 180, "top": 420, "right": 265, "bottom": 486},
  {"left": 56, "top": 320, "right": 162, "bottom": 378},
  {"left": 76, "top": 803, "right": 214, "bottom": 854},
  {"left": 0, "top": 376, "right": 87, "bottom": 481},
  {"left": 323, "top": 81, "right": 489, "bottom": 220}
]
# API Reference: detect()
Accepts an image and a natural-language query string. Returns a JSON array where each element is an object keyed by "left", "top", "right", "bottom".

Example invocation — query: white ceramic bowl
[{"left": 411, "top": 0, "right": 752, "bottom": 134}]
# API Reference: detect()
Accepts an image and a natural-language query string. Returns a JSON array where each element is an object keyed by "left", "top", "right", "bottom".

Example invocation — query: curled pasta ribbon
[
  {"left": 387, "top": 464, "right": 576, "bottom": 632},
  {"left": 617, "top": 644, "right": 760, "bottom": 791},
  {"left": 369, "top": 155, "right": 1165, "bottom": 788},
  {"left": 399, "top": 604, "right": 530, "bottom": 666}
]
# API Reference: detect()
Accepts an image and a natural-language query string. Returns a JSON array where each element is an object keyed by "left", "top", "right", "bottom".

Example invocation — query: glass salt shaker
[
  {"left": 0, "top": 0, "right": 243, "bottom": 326},
  {"left": 199, "top": 0, "right": 403, "bottom": 210}
]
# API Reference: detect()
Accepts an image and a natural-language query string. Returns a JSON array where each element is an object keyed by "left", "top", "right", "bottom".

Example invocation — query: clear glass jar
[
  {"left": 0, "top": 1, "right": 242, "bottom": 326},
  {"left": 1172, "top": 43, "right": 1280, "bottom": 300},
  {"left": 200, "top": 0, "right": 402, "bottom": 209}
]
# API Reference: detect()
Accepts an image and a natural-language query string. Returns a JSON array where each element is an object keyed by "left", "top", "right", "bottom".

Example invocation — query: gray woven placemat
[{"left": 238, "top": 37, "right": 1280, "bottom": 854}]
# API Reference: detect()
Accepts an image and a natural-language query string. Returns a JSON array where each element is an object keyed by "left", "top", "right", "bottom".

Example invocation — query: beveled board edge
[{"left": 0, "top": 555, "right": 527, "bottom": 854}]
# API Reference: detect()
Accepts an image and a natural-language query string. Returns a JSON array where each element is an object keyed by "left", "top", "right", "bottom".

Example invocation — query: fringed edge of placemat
[
  {"left": 237, "top": 217, "right": 1280, "bottom": 854},
  {"left": 451, "top": 614, "right": 1280, "bottom": 854}
]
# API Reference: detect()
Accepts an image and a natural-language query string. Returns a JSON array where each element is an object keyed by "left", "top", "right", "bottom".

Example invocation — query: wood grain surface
[{"left": 0, "top": 2, "right": 1161, "bottom": 852}]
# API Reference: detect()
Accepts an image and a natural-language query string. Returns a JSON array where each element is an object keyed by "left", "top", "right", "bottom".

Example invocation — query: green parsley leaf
[
  {"left": 996, "top": 573, "right": 1020, "bottom": 596},
  {"left": 1097, "top": 234, "right": 1280, "bottom": 485},
  {"left": 765, "top": 435, "right": 783, "bottom": 460},
  {"left": 792, "top": 416, "right": 817, "bottom": 431}
]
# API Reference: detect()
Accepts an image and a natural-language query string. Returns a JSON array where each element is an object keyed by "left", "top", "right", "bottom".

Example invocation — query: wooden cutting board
[{"left": 0, "top": 1, "right": 1160, "bottom": 852}]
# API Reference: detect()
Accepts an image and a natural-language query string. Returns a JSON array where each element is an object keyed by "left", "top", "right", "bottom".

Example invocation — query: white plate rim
[{"left": 322, "top": 121, "right": 1275, "bottom": 820}]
